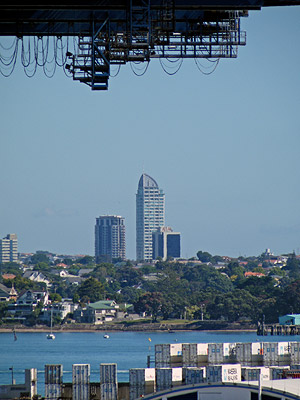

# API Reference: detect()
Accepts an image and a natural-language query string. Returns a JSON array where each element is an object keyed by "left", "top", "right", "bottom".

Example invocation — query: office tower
[
  {"left": 152, "top": 227, "right": 181, "bottom": 261},
  {"left": 0, "top": 234, "right": 18, "bottom": 263},
  {"left": 136, "top": 173, "right": 165, "bottom": 261},
  {"left": 95, "top": 216, "right": 125, "bottom": 262}
]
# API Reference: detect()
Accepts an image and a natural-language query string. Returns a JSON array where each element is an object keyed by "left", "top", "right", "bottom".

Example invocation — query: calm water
[{"left": 0, "top": 330, "right": 299, "bottom": 395}]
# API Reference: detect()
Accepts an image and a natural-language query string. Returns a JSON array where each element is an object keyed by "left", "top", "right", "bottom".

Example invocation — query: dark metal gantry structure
[{"left": 0, "top": 1, "right": 299, "bottom": 90}]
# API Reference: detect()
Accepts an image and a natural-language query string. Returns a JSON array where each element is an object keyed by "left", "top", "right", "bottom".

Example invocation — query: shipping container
[
  {"left": 156, "top": 367, "right": 182, "bottom": 390},
  {"left": 183, "top": 367, "right": 206, "bottom": 384},
  {"left": 270, "top": 366, "right": 290, "bottom": 380},
  {"left": 182, "top": 343, "right": 198, "bottom": 367},
  {"left": 263, "top": 343, "right": 279, "bottom": 366},
  {"left": 241, "top": 367, "right": 270, "bottom": 381},
  {"left": 223, "top": 343, "right": 237, "bottom": 363},
  {"left": 100, "top": 383, "right": 118, "bottom": 400},
  {"left": 45, "top": 365, "right": 63, "bottom": 400},
  {"left": 45, "top": 365, "right": 63, "bottom": 385},
  {"left": 208, "top": 343, "right": 224, "bottom": 364},
  {"left": 155, "top": 343, "right": 182, "bottom": 367},
  {"left": 100, "top": 363, "right": 117, "bottom": 384},
  {"left": 236, "top": 343, "right": 252, "bottom": 365},
  {"left": 206, "top": 364, "right": 241, "bottom": 383},
  {"left": 73, "top": 364, "right": 90, "bottom": 385},
  {"left": 45, "top": 384, "right": 62, "bottom": 400},
  {"left": 130, "top": 368, "right": 155, "bottom": 386},
  {"left": 155, "top": 344, "right": 171, "bottom": 368},
  {"left": 290, "top": 342, "right": 300, "bottom": 364},
  {"left": 72, "top": 364, "right": 90, "bottom": 400}
]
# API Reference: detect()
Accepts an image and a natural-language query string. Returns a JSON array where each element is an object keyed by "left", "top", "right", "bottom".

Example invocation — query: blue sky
[{"left": 1, "top": 6, "right": 300, "bottom": 259}]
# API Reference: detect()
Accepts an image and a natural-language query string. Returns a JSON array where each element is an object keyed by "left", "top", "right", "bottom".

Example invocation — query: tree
[
  {"left": 77, "top": 256, "right": 95, "bottom": 266},
  {"left": 76, "top": 277, "right": 105, "bottom": 303},
  {"left": 207, "top": 289, "right": 259, "bottom": 322},
  {"left": 196, "top": 251, "right": 212, "bottom": 263},
  {"left": 134, "top": 292, "right": 164, "bottom": 322},
  {"left": 30, "top": 253, "right": 50, "bottom": 265}
]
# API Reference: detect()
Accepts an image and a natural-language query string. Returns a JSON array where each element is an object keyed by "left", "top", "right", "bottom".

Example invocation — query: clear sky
[{"left": 1, "top": 6, "right": 300, "bottom": 260}]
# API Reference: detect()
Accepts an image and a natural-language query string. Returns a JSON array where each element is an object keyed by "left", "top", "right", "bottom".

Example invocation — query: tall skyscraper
[
  {"left": 95, "top": 216, "right": 125, "bottom": 262},
  {"left": 136, "top": 173, "right": 165, "bottom": 261},
  {"left": 152, "top": 227, "right": 181, "bottom": 261},
  {"left": 0, "top": 234, "right": 18, "bottom": 263}
]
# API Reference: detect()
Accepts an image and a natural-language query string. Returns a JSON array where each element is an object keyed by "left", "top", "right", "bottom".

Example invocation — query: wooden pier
[{"left": 257, "top": 323, "right": 300, "bottom": 336}]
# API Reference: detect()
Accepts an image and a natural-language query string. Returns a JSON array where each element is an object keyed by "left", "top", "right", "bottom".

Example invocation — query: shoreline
[{"left": 0, "top": 323, "right": 257, "bottom": 334}]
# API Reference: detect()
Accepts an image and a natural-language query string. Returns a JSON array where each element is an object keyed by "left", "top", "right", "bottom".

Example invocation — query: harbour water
[{"left": 0, "top": 330, "right": 299, "bottom": 395}]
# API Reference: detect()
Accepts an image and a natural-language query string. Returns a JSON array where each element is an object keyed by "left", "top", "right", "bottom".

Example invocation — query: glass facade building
[
  {"left": 136, "top": 174, "right": 165, "bottom": 261},
  {"left": 152, "top": 227, "right": 181, "bottom": 261},
  {"left": 95, "top": 216, "right": 125, "bottom": 262}
]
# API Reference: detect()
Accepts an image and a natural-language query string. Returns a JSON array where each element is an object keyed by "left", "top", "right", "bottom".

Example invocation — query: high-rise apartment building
[
  {"left": 0, "top": 234, "right": 18, "bottom": 263},
  {"left": 152, "top": 227, "right": 181, "bottom": 261},
  {"left": 95, "top": 216, "right": 125, "bottom": 262},
  {"left": 136, "top": 173, "right": 165, "bottom": 261}
]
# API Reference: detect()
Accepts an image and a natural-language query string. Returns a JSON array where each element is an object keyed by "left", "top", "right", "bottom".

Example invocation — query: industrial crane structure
[{"left": 0, "top": 1, "right": 299, "bottom": 90}]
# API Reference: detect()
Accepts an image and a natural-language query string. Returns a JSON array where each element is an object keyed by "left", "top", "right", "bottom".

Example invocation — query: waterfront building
[
  {"left": 152, "top": 227, "right": 181, "bottom": 261},
  {"left": 95, "top": 216, "right": 126, "bottom": 262},
  {"left": 0, "top": 233, "right": 18, "bottom": 263},
  {"left": 136, "top": 173, "right": 165, "bottom": 261}
]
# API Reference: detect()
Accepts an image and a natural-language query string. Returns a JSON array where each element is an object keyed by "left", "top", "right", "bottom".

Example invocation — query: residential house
[
  {"left": 23, "top": 271, "right": 51, "bottom": 288},
  {"left": 0, "top": 283, "right": 18, "bottom": 302},
  {"left": 6, "top": 290, "right": 49, "bottom": 319},
  {"left": 75, "top": 300, "right": 120, "bottom": 325},
  {"left": 39, "top": 299, "right": 78, "bottom": 323}
]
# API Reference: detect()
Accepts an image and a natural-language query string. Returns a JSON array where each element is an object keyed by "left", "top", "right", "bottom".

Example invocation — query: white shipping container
[
  {"left": 73, "top": 364, "right": 90, "bottom": 385},
  {"left": 223, "top": 343, "right": 236, "bottom": 357},
  {"left": 171, "top": 343, "right": 182, "bottom": 356},
  {"left": 197, "top": 343, "right": 208, "bottom": 356},
  {"left": 172, "top": 367, "right": 182, "bottom": 382},
  {"left": 100, "top": 363, "right": 117, "bottom": 384},
  {"left": 206, "top": 364, "right": 241, "bottom": 383},
  {"left": 278, "top": 342, "right": 290, "bottom": 356},
  {"left": 100, "top": 383, "right": 118, "bottom": 400},
  {"left": 251, "top": 342, "right": 262, "bottom": 355}
]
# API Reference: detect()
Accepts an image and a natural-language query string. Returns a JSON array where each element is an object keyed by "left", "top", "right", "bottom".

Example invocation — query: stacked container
[
  {"left": 206, "top": 364, "right": 241, "bottom": 383},
  {"left": 155, "top": 343, "right": 182, "bottom": 368},
  {"left": 270, "top": 366, "right": 290, "bottom": 380},
  {"left": 182, "top": 367, "right": 206, "bottom": 385},
  {"left": 278, "top": 342, "right": 290, "bottom": 366},
  {"left": 73, "top": 364, "right": 90, "bottom": 400},
  {"left": 182, "top": 343, "right": 198, "bottom": 367},
  {"left": 129, "top": 368, "right": 155, "bottom": 400},
  {"left": 156, "top": 367, "right": 182, "bottom": 391},
  {"left": 236, "top": 342, "right": 262, "bottom": 366},
  {"left": 241, "top": 367, "right": 270, "bottom": 381},
  {"left": 223, "top": 343, "right": 237, "bottom": 363},
  {"left": 100, "top": 363, "right": 118, "bottom": 400},
  {"left": 208, "top": 343, "right": 224, "bottom": 364},
  {"left": 290, "top": 342, "right": 300, "bottom": 365},
  {"left": 45, "top": 364, "right": 63, "bottom": 400},
  {"left": 263, "top": 343, "right": 279, "bottom": 366}
]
